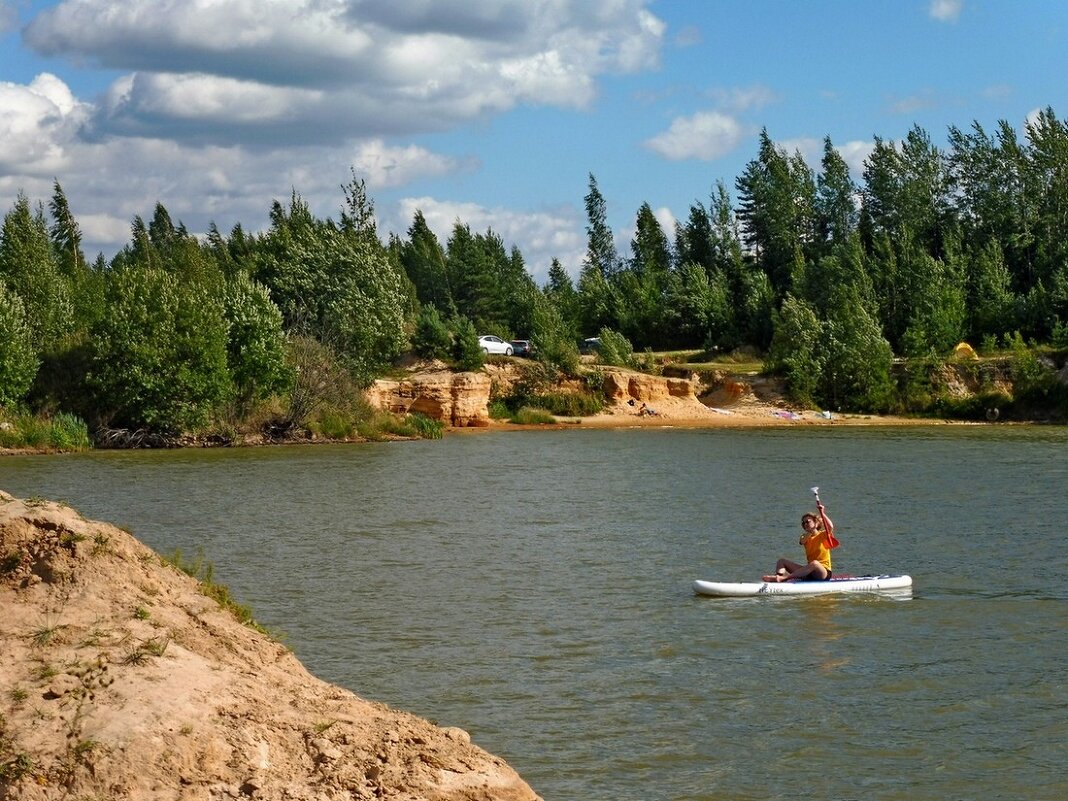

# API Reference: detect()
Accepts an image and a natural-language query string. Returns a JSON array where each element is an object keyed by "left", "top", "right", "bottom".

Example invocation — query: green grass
[
  {"left": 31, "top": 622, "right": 65, "bottom": 648},
  {"left": 488, "top": 400, "right": 511, "bottom": 419},
  {"left": 307, "top": 407, "right": 445, "bottom": 441},
  {"left": 0, "top": 411, "right": 91, "bottom": 452},
  {"left": 71, "top": 738, "right": 99, "bottom": 761},
  {"left": 122, "top": 637, "right": 169, "bottom": 665},
  {"left": 163, "top": 549, "right": 273, "bottom": 638},
  {"left": 309, "top": 409, "right": 357, "bottom": 440},
  {"left": 378, "top": 412, "right": 445, "bottom": 439},
  {"left": 0, "top": 751, "right": 34, "bottom": 781},
  {"left": 511, "top": 406, "right": 556, "bottom": 424},
  {"left": 528, "top": 391, "right": 604, "bottom": 417}
]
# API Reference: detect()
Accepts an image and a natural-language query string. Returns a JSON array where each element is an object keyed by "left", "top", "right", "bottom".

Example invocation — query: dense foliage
[{"left": 1, "top": 110, "right": 1067, "bottom": 438}]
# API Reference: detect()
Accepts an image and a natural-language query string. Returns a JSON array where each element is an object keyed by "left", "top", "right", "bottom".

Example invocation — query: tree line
[{"left": 2, "top": 110, "right": 1067, "bottom": 437}]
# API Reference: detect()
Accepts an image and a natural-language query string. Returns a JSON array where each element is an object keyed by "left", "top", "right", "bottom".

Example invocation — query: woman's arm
[
  {"left": 817, "top": 501, "right": 834, "bottom": 533},
  {"left": 817, "top": 501, "right": 840, "bottom": 547}
]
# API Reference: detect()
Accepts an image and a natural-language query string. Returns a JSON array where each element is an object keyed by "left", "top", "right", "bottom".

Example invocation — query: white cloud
[
  {"left": 0, "top": 73, "right": 491, "bottom": 261},
  {"left": 929, "top": 0, "right": 963, "bottom": 23},
  {"left": 836, "top": 140, "right": 877, "bottom": 177},
  {"left": 653, "top": 206, "right": 676, "bottom": 238},
  {"left": 2, "top": 2, "right": 664, "bottom": 275},
  {"left": 79, "top": 212, "right": 133, "bottom": 245},
  {"left": 351, "top": 140, "right": 475, "bottom": 189},
  {"left": 644, "top": 111, "right": 747, "bottom": 161},
  {"left": 103, "top": 72, "right": 323, "bottom": 125},
  {"left": 0, "top": 73, "right": 90, "bottom": 174},
  {"left": 24, "top": 0, "right": 665, "bottom": 144},
  {"left": 618, "top": 205, "right": 678, "bottom": 261},
  {"left": 771, "top": 136, "right": 875, "bottom": 180}
]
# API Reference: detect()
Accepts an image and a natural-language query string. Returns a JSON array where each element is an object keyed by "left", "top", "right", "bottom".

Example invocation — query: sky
[{"left": 1, "top": 0, "right": 1066, "bottom": 283}]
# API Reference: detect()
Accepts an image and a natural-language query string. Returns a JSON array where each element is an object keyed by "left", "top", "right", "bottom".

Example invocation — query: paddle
[{"left": 810, "top": 486, "right": 840, "bottom": 549}]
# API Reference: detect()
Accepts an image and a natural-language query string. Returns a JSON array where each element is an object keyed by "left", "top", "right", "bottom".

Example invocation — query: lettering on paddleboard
[{"left": 758, "top": 582, "right": 789, "bottom": 594}]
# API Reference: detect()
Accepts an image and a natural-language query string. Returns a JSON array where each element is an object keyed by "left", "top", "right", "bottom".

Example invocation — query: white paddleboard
[{"left": 693, "top": 574, "right": 913, "bottom": 598}]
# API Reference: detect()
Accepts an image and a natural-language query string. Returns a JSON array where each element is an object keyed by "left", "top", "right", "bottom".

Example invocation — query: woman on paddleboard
[{"left": 765, "top": 499, "right": 837, "bottom": 582}]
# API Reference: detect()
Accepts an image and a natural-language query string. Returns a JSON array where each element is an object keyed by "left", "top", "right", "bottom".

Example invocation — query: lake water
[{"left": 2, "top": 426, "right": 1067, "bottom": 800}]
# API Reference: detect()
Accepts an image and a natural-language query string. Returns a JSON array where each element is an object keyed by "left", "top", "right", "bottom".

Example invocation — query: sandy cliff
[
  {"left": 0, "top": 491, "right": 540, "bottom": 801},
  {"left": 366, "top": 371, "right": 492, "bottom": 428}
]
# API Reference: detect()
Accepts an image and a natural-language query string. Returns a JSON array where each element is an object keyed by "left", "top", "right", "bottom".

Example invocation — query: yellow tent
[{"left": 951, "top": 341, "right": 978, "bottom": 360}]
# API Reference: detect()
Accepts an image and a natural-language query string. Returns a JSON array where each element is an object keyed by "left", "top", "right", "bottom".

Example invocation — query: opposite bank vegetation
[{"left": 3, "top": 110, "right": 1068, "bottom": 451}]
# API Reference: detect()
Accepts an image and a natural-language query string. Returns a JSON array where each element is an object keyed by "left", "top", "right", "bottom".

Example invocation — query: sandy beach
[{"left": 478, "top": 393, "right": 967, "bottom": 432}]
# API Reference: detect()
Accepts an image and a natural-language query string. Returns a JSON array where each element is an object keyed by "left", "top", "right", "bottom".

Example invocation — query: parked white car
[{"left": 478, "top": 335, "right": 513, "bottom": 355}]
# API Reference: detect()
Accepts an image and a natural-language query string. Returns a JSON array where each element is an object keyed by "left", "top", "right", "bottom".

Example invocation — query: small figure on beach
[
  {"left": 638, "top": 402, "right": 658, "bottom": 417},
  {"left": 764, "top": 497, "right": 838, "bottom": 582}
]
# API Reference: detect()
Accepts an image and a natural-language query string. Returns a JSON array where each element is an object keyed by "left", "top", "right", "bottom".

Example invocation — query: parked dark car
[
  {"left": 579, "top": 337, "right": 602, "bottom": 354},
  {"left": 510, "top": 339, "right": 534, "bottom": 357}
]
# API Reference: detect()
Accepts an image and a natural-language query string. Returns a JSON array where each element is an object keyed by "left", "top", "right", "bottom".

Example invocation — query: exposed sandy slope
[{"left": 0, "top": 491, "right": 540, "bottom": 801}]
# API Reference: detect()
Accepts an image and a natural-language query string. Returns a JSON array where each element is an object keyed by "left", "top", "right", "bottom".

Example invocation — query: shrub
[
  {"left": 1053, "top": 320, "right": 1068, "bottom": 349},
  {"left": 48, "top": 412, "right": 91, "bottom": 450},
  {"left": 412, "top": 306, "right": 452, "bottom": 360},
  {"left": 528, "top": 391, "right": 603, "bottom": 417},
  {"left": 512, "top": 406, "right": 556, "bottom": 424},
  {"left": 596, "top": 327, "right": 636, "bottom": 368},
  {"left": 404, "top": 413, "right": 445, "bottom": 439},
  {"left": 0, "top": 286, "right": 38, "bottom": 407},
  {"left": 88, "top": 266, "right": 231, "bottom": 433},
  {"left": 282, "top": 336, "right": 361, "bottom": 431},
  {"left": 0, "top": 411, "right": 90, "bottom": 451},
  {"left": 308, "top": 409, "right": 357, "bottom": 440},
  {"left": 451, "top": 316, "right": 483, "bottom": 371},
  {"left": 488, "top": 400, "right": 511, "bottom": 419},
  {"left": 358, "top": 411, "right": 445, "bottom": 440},
  {"left": 930, "top": 390, "right": 1012, "bottom": 420},
  {"left": 224, "top": 273, "right": 291, "bottom": 414}
]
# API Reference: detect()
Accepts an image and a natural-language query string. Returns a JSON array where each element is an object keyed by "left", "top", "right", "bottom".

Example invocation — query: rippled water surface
[{"left": 3, "top": 426, "right": 1067, "bottom": 800}]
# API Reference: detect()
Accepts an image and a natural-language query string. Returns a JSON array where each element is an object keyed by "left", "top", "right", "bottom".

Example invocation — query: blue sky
[{"left": 1, "top": 0, "right": 1065, "bottom": 282}]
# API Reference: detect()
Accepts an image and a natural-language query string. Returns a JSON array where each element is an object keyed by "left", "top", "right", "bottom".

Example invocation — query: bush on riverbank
[{"left": 0, "top": 411, "right": 91, "bottom": 452}]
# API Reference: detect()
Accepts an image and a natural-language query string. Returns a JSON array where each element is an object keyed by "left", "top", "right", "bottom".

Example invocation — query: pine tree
[
  {"left": 675, "top": 201, "right": 714, "bottom": 275},
  {"left": 582, "top": 173, "right": 619, "bottom": 278},
  {"left": 736, "top": 130, "right": 815, "bottom": 296},
  {"left": 400, "top": 210, "right": 453, "bottom": 313},
  {"left": 48, "top": 181, "right": 85, "bottom": 280},
  {"left": 814, "top": 137, "right": 859, "bottom": 251},
  {"left": 0, "top": 193, "right": 73, "bottom": 353},
  {"left": 544, "top": 258, "right": 580, "bottom": 337}
]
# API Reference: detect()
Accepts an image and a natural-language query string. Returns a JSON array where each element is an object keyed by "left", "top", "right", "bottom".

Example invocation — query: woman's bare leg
[
  {"left": 765, "top": 559, "right": 804, "bottom": 581},
  {"left": 786, "top": 560, "right": 829, "bottom": 581}
]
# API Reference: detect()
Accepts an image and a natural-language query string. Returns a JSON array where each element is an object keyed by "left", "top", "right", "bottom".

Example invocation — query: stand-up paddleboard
[{"left": 693, "top": 574, "right": 912, "bottom": 598}]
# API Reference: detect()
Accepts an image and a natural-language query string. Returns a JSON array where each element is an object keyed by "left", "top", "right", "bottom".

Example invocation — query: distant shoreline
[{"left": 462, "top": 400, "right": 986, "bottom": 432}]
